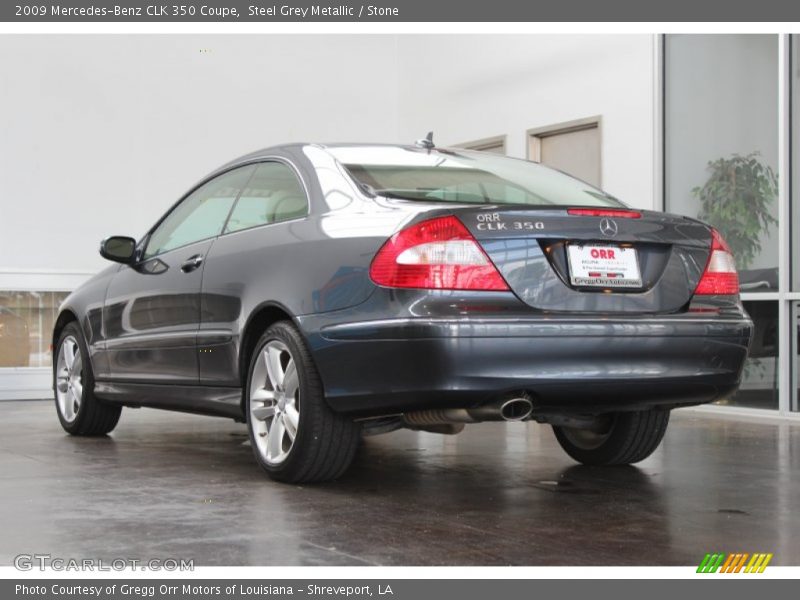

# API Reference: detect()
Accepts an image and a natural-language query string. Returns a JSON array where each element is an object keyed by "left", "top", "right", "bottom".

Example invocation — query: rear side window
[
  {"left": 144, "top": 166, "right": 254, "bottom": 259},
  {"left": 224, "top": 162, "right": 308, "bottom": 234}
]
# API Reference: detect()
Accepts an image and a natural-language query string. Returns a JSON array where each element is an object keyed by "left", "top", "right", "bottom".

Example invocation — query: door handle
[{"left": 180, "top": 254, "right": 204, "bottom": 273}]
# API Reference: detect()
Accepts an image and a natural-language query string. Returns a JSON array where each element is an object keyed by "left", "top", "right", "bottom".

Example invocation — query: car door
[
  {"left": 102, "top": 165, "right": 255, "bottom": 384},
  {"left": 198, "top": 160, "right": 310, "bottom": 385}
]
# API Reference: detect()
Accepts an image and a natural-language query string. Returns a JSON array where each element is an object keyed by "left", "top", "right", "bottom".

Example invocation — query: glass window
[
  {"left": 144, "top": 166, "right": 254, "bottom": 259},
  {"left": 0, "top": 291, "right": 69, "bottom": 368},
  {"left": 224, "top": 162, "right": 308, "bottom": 234},
  {"left": 795, "top": 302, "right": 800, "bottom": 412},
  {"left": 328, "top": 145, "right": 624, "bottom": 207},
  {"left": 665, "top": 35, "right": 779, "bottom": 293},
  {"left": 793, "top": 36, "right": 800, "bottom": 290},
  {"left": 715, "top": 300, "right": 778, "bottom": 409}
]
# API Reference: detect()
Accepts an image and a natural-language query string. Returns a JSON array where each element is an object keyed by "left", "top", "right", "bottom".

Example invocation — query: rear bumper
[{"left": 304, "top": 315, "right": 752, "bottom": 416}]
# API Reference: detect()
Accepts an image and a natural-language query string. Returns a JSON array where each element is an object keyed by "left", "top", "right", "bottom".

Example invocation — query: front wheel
[
  {"left": 246, "top": 321, "right": 360, "bottom": 483},
  {"left": 54, "top": 322, "right": 121, "bottom": 436},
  {"left": 552, "top": 409, "right": 670, "bottom": 466}
]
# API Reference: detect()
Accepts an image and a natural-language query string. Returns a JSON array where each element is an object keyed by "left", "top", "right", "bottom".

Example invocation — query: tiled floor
[{"left": 0, "top": 401, "right": 798, "bottom": 566}]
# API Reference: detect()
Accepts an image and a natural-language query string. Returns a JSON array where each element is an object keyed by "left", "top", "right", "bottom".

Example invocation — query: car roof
[
  {"left": 211, "top": 142, "right": 500, "bottom": 184},
  {"left": 232, "top": 141, "right": 487, "bottom": 161},
  {"left": 230, "top": 142, "right": 434, "bottom": 161}
]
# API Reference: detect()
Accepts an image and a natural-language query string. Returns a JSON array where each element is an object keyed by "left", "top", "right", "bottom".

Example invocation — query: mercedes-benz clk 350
[{"left": 52, "top": 140, "right": 752, "bottom": 482}]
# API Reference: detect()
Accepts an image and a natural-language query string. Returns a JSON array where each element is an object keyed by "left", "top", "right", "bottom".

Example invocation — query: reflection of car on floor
[
  {"left": 51, "top": 140, "right": 753, "bottom": 483},
  {"left": 0, "top": 307, "right": 30, "bottom": 367}
]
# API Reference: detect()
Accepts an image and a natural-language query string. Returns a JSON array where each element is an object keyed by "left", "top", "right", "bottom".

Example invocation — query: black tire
[
  {"left": 245, "top": 321, "right": 360, "bottom": 483},
  {"left": 54, "top": 322, "right": 121, "bottom": 436},
  {"left": 552, "top": 409, "right": 670, "bottom": 466}
]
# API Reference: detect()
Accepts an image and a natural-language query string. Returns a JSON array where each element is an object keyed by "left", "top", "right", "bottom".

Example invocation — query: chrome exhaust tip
[
  {"left": 402, "top": 393, "right": 535, "bottom": 429},
  {"left": 499, "top": 397, "right": 533, "bottom": 421}
]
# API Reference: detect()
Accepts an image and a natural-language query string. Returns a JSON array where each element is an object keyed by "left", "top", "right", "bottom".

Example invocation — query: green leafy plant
[{"left": 692, "top": 152, "right": 778, "bottom": 270}]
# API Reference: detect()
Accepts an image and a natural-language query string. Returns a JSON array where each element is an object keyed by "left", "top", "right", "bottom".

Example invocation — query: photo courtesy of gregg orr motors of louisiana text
[{"left": 14, "top": 584, "right": 394, "bottom": 597}]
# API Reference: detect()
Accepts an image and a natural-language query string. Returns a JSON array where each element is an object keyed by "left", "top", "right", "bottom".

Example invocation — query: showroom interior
[{"left": 0, "top": 34, "right": 798, "bottom": 565}]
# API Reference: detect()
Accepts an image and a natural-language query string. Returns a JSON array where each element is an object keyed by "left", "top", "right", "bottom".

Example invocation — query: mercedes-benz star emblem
[{"left": 599, "top": 218, "right": 618, "bottom": 237}]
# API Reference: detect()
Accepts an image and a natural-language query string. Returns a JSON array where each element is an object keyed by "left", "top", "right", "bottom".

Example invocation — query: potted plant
[{"left": 692, "top": 151, "right": 778, "bottom": 270}]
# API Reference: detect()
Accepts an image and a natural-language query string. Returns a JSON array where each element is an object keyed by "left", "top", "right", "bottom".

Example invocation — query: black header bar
[{"left": 4, "top": 0, "right": 800, "bottom": 22}]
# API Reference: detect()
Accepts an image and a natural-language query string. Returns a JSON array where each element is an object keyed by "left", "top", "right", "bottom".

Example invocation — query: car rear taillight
[
  {"left": 369, "top": 215, "right": 509, "bottom": 291},
  {"left": 693, "top": 229, "right": 739, "bottom": 295},
  {"left": 567, "top": 208, "right": 642, "bottom": 218}
]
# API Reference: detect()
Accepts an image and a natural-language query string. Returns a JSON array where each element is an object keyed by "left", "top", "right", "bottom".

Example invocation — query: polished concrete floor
[{"left": 0, "top": 400, "right": 798, "bottom": 566}]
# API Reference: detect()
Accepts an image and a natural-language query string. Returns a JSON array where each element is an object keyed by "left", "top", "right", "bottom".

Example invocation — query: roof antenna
[{"left": 415, "top": 131, "right": 435, "bottom": 150}]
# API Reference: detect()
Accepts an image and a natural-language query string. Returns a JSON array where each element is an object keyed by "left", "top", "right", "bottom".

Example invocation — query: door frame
[
  {"left": 453, "top": 134, "right": 507, "bottom": 154},
  {"left": 526, "top": 116, "right": 603, "bottom": 186}
]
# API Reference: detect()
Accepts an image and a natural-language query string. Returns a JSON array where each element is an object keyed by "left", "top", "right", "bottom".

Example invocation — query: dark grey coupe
[{"left": 52, "top": 141, "right": 752, "bottom": 482}]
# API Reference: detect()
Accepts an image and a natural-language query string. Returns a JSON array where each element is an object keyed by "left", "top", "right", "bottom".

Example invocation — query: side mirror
[{"left": 100, "top": 236, "right": 137, "bottom": 264}]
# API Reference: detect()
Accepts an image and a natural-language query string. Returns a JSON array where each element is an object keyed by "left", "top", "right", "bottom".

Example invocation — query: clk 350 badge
[
  {"left": 476, "top": 213, "right": 544, "bottom": 231},
  {"left": 510, "top": 221, "right": 545, "bottom": 231}
]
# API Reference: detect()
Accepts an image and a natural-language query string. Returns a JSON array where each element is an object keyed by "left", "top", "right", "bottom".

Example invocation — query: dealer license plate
[{"left": 567, "top": 244, "right": 642, "bottom": 289}]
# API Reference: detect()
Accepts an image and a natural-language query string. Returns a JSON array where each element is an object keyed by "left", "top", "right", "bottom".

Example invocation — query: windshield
[{"left": 328, "top": 146, "right": 626, "bottom": 208}]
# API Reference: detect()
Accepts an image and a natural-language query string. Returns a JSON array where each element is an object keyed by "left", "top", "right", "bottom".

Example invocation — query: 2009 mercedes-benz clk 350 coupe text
[{"left": 53, "top": 140, "right": 753, "bottom": 482}]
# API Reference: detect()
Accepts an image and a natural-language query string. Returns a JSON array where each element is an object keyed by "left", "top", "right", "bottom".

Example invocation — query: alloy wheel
[
  {"left": 56, "top": 336, "right": 83, "bottom": 423},
  {"left": 249, "top": 340, "right": 301, "bottom": 465}
]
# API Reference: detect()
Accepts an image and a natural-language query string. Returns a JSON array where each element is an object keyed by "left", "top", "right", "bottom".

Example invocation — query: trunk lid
[{"left": 456, "top": 207, "right": 712, "bottom": 314}]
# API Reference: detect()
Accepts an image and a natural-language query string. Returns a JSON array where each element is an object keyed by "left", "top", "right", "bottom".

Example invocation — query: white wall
[
  {"left": 0, "top": 35, "right": 400, "bottom": 280},
  {"left": 0, "top": 34, "right": 657, "bottom": 284},
  {"left": 395, "top": 35, "right": 656, "bottom": 210}
]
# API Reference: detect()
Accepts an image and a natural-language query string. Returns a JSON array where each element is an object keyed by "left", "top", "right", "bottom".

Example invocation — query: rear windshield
[{"left": 328, "top": 146, "right": 625, "bottom": 208}]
